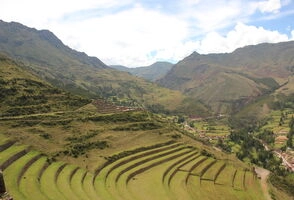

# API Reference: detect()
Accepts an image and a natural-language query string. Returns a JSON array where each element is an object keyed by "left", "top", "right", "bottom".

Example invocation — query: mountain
[
  {"left": 158, "top": 41, "right": 294, "bottom": 113},
  {"left": 0, "top": 20, "right": 190, "bottom": 113},
  {"left": 111, "top": 61, "right": 174, "bottom": 82},
  {"left": 0, "top": 53, "right": 90, "bottom": 116}
]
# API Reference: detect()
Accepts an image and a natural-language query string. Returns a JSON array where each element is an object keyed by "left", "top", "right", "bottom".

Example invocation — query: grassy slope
[{"left": 0, "top": 54, "right": 90, "bottom": 116}]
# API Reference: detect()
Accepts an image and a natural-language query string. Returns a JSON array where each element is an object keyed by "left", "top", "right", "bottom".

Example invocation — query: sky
[{"left": 0, "top": 0, "right": 294, "bottom": 67}]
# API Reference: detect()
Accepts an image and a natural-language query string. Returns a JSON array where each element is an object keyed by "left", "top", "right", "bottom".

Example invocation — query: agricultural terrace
[{"left": 0, "top": 137, "right": 266, "bottom": 200}]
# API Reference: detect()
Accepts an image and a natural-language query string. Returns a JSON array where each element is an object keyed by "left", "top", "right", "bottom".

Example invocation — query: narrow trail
[{"left": 254, "top": 167, "right": 272, "bottom": 200}]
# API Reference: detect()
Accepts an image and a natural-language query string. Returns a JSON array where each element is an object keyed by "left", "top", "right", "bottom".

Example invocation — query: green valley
[{"left": 0, "top": 19, "right": 293, "bottom": 200}]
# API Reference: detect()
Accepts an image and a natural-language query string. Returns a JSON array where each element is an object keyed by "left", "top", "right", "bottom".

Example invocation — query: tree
[{"left": 287, "top": 117, "right": 294, "bottom": 148}]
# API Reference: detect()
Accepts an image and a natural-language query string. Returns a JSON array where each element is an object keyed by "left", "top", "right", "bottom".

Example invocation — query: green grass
[
  {"left": 95, "top": 144, "right": 187, "bottom": 199},
  {"left": 125, "top": 148, "right": 197, "bottom": 200},
  {"left": 127, "top": 157, "right": 189, "bottom": 200},
  {"left": 82, "top": 172, "right": 100, "bottom": 200},
  {"left": 94, "top": 142, "right": 182, "bottom": 200},
  {"left": 168, "top": 170, "right": 194, "bottom": 200},
  {"left": 233, "top": 170, "right": 245, "bottom": 190},
  {"left": 39, "top": 161, "right": 67, "bottom": 200},
  {"left": 191, "top": 157, "right": 216, "bottom": 176},
  {"left": 56, "top": 165, "right": 80, "bottom": 200},
  {"left": 117, "top": 148, "right": 193, "bottom": 197},
  {"left": 162, "top": 151, "right": 199, "bottom": 185},
  {"left": 70, "top": 168, "right": 91, "bottom": 200},
  {"left": 0, "top": 145, "right": 28, "bottom": 168},
  {"left": 214, "top": 164, "right": 236, "bottom": 185},
  {"left": 95, "top": 141, "right": 180, "bottom": 180},
  {"left": 179, "top": 155, "right": 207, "bottom": 172},
  {"left": 3, "top": 151, "right": 41, "bottom": 200},
  {"left": 201, "top": 160, "right": 226, "bottom": 181},
  {"left": 0, "top": 137, "right": 11, "bottom": 146},
  {"left": 19, "top": 156, "right": 49, "bottom": 200},
  {"left": 0, "top": 140, "right": 267, "bottom": 200}
]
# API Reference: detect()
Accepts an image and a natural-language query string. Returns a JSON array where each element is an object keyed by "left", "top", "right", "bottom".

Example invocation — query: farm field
[
  {"left": 188, "top": 117, "right": 231, "bottom": 145},
  {"left": 260, "top": 109, "right": 293, "bottom": 148},
  {"left": 0, "top": 135, "right": 266, "bottom": 200}
]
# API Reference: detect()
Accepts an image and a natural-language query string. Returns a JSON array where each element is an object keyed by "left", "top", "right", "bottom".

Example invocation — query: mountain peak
[{"left": 0, "top": 19, "right": 107, "bottom": 69}]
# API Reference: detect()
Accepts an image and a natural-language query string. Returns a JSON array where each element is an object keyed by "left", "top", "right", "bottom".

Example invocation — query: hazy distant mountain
[
  {"left": 111, "top": 62, "right": 174, "bottom": 82},
  {"left": 0, "top": 20, "right": 188, "bottom": 113},
  {"left": 158, "top": 41, "right": 294, "bottom": 113}
]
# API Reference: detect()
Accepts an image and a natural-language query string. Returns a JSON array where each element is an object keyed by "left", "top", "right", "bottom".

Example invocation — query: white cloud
[
  {"left": 0, "top": 0, "right": 133, "bottom": 28},
  {"left": 178, "top": 0, "right": 246, "bottom": 33},
  {"left": 256, "top": 0, "right": 282, "bottom": 13},
  {"left": 54, "top": 5, "right": 188, "bottom": 67},
  {"left": 0, "top": 0, "right": 292, "bottom": 67},
  {"left": 196, "top": 23, "right": 290, "bottom": 54}
]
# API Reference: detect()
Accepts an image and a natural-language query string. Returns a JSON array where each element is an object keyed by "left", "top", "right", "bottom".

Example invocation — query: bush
[
  {"left": 66, "top": 140, "right": 109, "bottom": 157},
  {"left": 269, "top": 173, "right": 294, "bottom": 196}
]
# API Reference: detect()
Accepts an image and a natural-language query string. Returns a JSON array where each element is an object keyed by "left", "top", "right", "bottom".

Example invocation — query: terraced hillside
[
  {"left": 0, "top": 138, "right": 265, "bottom": 200},
  {"left": 0, "top": 53, "right": 90, "bottom": 116},
  {"left": 0, "top": 20, "right": 193, "bottom": 115}
]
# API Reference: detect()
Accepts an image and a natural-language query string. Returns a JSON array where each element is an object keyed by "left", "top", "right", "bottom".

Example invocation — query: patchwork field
[{"left": 260, "top": 109, "right": 293, "bottom": 148}]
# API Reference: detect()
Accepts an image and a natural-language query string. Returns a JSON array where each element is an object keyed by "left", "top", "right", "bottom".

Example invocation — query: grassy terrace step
[
  {"left": 0, "top": 144, "right": 28, "bottom": 170},
  {"left": 127, "top": 149, "right": 196, "bottom": 183},
  {"left": 125, "top": 148, "right": 196, "bottom": 200},
  {"left": 190, "top": 157, "right": 216, "bottom": 176},
  {"left": 187, "top": 175, "right": 238, "bottom": 200},
  {"left": 201, "top": 160, "right": 226, "bottom": 181},
  {"left": 232, "top": 170, "right": 246, "bottom": 190},
  {"left": 215, "top": 165, "right": 233, "bottom": 186},
  {"left": 187, "top": 169, "right": 259, "bottom": 200},
  {"left": 56, "top": 165, "right": 80, "bottom": 200},
  {"left": 0, "top": 140, "right": 15, "bottom": 151},
  {"left": 187, "top": 168, "right": 263, "bottom": 200},
  {"left": 117, "top": 148, "right": 193, "bottom": 198},
  {"left": 162, "top": 151, "right": 199, "bottom": 185},
  {"left": 115, "top": 145, "right": 187, "bottom": 183},
  {"left": 3, "top": 151, "right": 41, "bottom": 200},
  {"left": 19, "top": 156, "right": 50, "bottom": 200},
  {"left": 39, "top": 161, "right": 68, "bottom": 200},
  {"left": 165, "top": 154, "right": 200, "bottom": 186},
  {"left": 82, "top": 172, "right": 101, "bottom": 200},
  {"left": 97, "top": 144, "right": 186, "bottom": 186},
  {"left": 168, "top": 171, "right": 194, "bottom": 200},
  {"left": 94, "top": 144, "right": 187, "bottom": 200},
  {"left": 17, "top": 154, "right": 43, "bottom": 186},
  {"left": 94, "top": 141, "right": 179, "bottom": 180},
  {"left": 70, "top": 168, "right": 91, "bottom": 200},
  {"left": 178, "top": 155, "right": 207, "bottom": 172}
]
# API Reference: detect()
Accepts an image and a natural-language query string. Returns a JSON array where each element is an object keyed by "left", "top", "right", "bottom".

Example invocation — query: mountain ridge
[
  {"left": 111, "top": 61, "right": 174, "bottom": 82},
  {"left": 0, "top": 20, "right": 107, "bottom": 69},
  {"left": 158, "top": 40, "right": 294, "bottom": 113}
]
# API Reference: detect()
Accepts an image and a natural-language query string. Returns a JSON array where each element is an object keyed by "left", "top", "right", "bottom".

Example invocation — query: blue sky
[{"left": 0, "top": 0, "right": 294, "bottom": 67}]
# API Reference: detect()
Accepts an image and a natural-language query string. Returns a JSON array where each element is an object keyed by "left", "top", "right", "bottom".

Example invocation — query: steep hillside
[
  {"left": 0, "top": 20, "right": 188, "bottom": 113},
  {"left": 158, "top": 41, "right": 294, "bottom": 113},
  {"left": 111, "top": 61, "right": 174, "bottom": 81},
  {"left": 0, "top": 54, "right": 90, "bottom": 116}
]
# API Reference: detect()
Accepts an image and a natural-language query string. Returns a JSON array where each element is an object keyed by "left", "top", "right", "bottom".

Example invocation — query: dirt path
[{"left": 255, "top": 167, "right": 272, "bottom": 200}]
